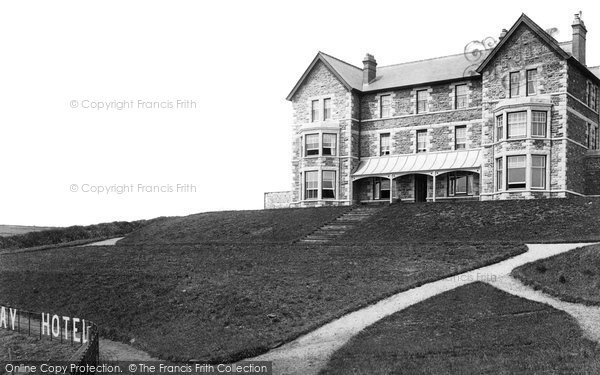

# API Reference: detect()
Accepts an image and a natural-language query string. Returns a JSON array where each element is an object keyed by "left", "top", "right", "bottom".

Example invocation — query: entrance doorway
[{"left": 414, "top": 175, "right": 427, "bottom": 202}]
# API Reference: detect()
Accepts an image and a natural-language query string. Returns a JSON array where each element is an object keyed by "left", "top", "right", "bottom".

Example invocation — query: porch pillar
[
  {"left": 432, "top": 173, "right": 437, "bottom": 202},
  {"left": 389, "top": 176, "right": 393, "bottom": 204}
]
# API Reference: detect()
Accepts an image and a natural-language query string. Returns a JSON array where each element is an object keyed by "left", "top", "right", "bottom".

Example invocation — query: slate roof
[{"left": 287, "top": 14, "right": 598, "bottom": 101}]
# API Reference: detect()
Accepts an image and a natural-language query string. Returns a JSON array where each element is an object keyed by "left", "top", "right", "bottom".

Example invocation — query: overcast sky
[{"left": 1, "top": 0, "right": 598, "bottom": 226}]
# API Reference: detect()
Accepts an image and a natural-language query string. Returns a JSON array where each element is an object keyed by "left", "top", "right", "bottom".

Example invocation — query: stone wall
[
  {"left": 264, "top": 191, "right": 293, "bottom": 209},
  {"left": 480, "top": 22, "right": 568, "bottom": 198}
]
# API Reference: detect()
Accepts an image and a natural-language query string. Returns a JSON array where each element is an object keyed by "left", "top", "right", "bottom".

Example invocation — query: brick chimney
[
  {"left": 572, "top": 12, "right": 587, "bottom": 65},
  {"left": 363, "top": 53, "right": 377, "bottom": 85}
]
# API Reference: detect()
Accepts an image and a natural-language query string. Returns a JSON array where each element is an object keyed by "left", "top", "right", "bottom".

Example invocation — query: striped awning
[{"left": 352, "top": 149, "right": 482, "bottom": 179}]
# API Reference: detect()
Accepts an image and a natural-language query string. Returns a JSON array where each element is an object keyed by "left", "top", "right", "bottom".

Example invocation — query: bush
[{"left": 0, "top": 219, "right": 158, "bottom": 250}]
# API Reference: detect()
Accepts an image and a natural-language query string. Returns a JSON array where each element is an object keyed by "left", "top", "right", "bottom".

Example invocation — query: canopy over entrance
[{"left": 352, "top": 149, "right": 482, "bottom": 180}]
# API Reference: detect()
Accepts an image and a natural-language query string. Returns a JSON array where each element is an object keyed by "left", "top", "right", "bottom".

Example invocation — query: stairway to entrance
[{"left": 298, "top": 205, "right": 385, "bottom": 244}]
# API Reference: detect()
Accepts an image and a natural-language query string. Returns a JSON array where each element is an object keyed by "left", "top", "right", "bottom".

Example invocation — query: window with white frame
[
  {"left": 455, "top": 126, "right": 467, "bottom": 149},
  {"left": 322, "top": 133, "right": 336, "bottom": 155},
  {"left": 304, "top": 171, "right": 318, "bottom": 199},
  {"left": 531, "top": 155, "right": 546, "bottom": 189},
  {"left": 526, "top": 69, "right": 537, "bottom": 96},
  {"left": 323, "top": 98, "right": 332, "bottom": 120},
  {"left": 322, "top": 171, "right": 336, "bottom": 199},
  {"left": 496, "top": 157, "right": 503, "bottom": 191},
  {"left": 507, "top": 155, "right": 526, "bottom": 189},
  {"left": 380, "top": 95, "right": 391, "bottom": 118},
  {"left": 380, "top": 133, "right": 390, "bottom": 155},
  {"left": 531, "top": 111, "right": 547, "bottom": 138},
  {"left": 509, "top": 72, "right": 520, "bottom": 98},
  {"left": 305, "top": 134, "right": 319, "bottom": 156},
  {"left": 416, "top": 130, "right": 427, "bottom": 153},
  {"left": 455, "top": 84, "right": 468, "bottom": 109},
  {"left": 496, "top": 114, "right": 504, "bottom": 142},
  {"left": 311, "top": 100, "right": 320, "bottom": 122},
  {"left": 507, "top": 111, "right": 527, "bottom": 139},
  {"left": 416, "top": 90, "right": 428, "bottom": 113},
  {"left": 587, "top": 82, "right": 598, "bottom": 111}
]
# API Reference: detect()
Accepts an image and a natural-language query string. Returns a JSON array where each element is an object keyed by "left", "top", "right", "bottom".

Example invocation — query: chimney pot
[
  {"left": 499, "top": 29, "right": 508, "bottom": 41},
  {"left": 572, "top": 11, "right": 587, "bottom": 65},
  {"left": 363, "top": 53, "right": 377, "bottom": 85}
]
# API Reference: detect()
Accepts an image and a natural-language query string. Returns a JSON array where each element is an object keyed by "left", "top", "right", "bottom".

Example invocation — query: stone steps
[{"left": 298, "top": 205, "right": 385, "bottom": 244}]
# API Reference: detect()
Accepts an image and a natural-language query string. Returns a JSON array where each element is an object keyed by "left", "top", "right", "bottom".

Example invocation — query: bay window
[
  {"left": 304, "top": 171, "right": 318, "bottom": 199},
  {"left": 507, "top": 155, "right": 526, "bottom": 189},
  {"left": 531, "top": 111, "right": 547, "bottom": 138},
  {"left": 305, "top": 134, "right": 319, "bottom": 156},
  {"left": 322, "top": 133, "right": 336, "bottom": 156},
  {"left": 496, "top": 114, "right": 504, "bottom": 142},
  {"left": 322, "top": 171, "right": 336, "bottom": 199},
  {"left": 496, "top": 158, "right": 503, "bottom": 191},
  {"left": 507, "top": 112, "right": 527, "bottom": 139},
  {"left": 531, "top": 155, "right": 546, "bottom": 189}
]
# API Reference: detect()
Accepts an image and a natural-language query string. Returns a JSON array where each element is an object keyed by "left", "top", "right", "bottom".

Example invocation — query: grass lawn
[
  {"left": 321, "top": 282, "right": 600, "bottom": 375},
  {"left": 119, "top": 207, "right": 350, "bottom": 245},
  {"left": 0, "top": 242, "right": 523, "bottom": 362},
  {"left": 513, "top": 243, "right": 600, "bottom": 305},
  {"left": 0, "top": 329, "right": 77, "bottom": 360},
  {"left": 341, "top": 198, "right": 600, "bottom": 243}
]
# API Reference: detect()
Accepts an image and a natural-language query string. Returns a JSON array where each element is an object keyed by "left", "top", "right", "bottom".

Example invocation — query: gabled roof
[
  {"left": 476, "top": 13, "right": 570, "bottom": 73},
  {"left": 286, "top": 52, "right": 363, "bottom": 101},
  {"left": 287, "top": 14, "right": 597, "bottom": 101},
  {"left": 365, "top": 52, "right": 486, "bottom": 92}
]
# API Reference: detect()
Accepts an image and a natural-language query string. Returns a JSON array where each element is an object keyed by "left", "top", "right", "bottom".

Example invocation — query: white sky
[{"left": 1, "top": 0, "right": 598, "bottom": 226}]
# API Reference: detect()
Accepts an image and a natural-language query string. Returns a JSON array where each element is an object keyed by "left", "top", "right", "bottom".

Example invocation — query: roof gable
[
  {"left": 286, "top": 52, "right": 362, "bottom": 101},
  {"left": 476, "top": 14, "right": 570, "bottom": 73}
]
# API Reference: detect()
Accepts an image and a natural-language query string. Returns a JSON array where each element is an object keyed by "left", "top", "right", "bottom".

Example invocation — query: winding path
[{"left": 248, "top": 243, "right": 598, "bottom": 375}]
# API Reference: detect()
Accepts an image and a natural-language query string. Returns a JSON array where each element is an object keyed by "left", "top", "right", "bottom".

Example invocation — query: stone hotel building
[{"left": 277, "top": 13, "right": 600, "bottom": 208}]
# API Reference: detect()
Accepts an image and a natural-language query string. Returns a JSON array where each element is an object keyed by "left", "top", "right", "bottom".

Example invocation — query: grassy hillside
[
  {"left": 0, "top": 220, "right": 154, "bottom": 250},
  {"left": 0, "top": 242, "right": 523, "bottom": 362},
  {"left": 0, "top": 330, "right": 77, "bottom": 360},
  {"left": 0, "top": 225, "right": 56, "bottom": 237},
  {"left": 322, "top": 282, "right": 600, "bottom": 374},
  {"left": 513, "top": 243, "right": 600, "bottom": 305},
  {"left": 341, "top": 198, "right": 600, "bottom": 243},
  {"left": 119, "top": 207, "right": 350, "bottom": 245}
]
